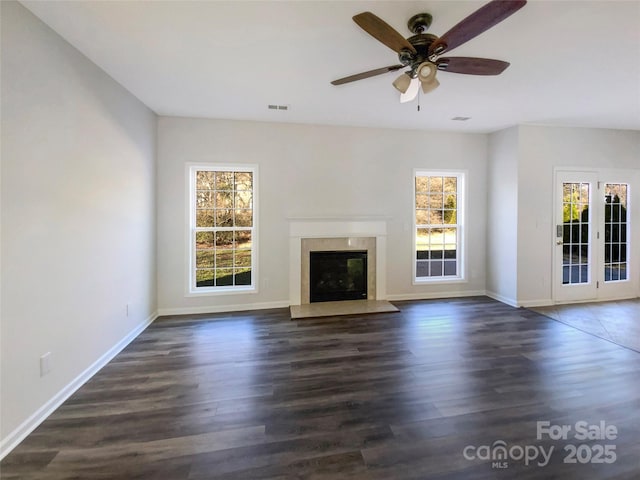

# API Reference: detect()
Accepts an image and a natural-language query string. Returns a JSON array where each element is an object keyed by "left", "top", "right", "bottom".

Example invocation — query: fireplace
[
  {"left": 310, "top": 251, "right": 368, "bottom": 303},
  {"left": 287, "top": 218, "right": 388, "bottom": 305}
]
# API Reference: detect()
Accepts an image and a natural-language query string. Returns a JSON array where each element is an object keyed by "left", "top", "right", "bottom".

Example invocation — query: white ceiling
[{"left": 21, "top": 0, "right": 640, "bottom": 133}]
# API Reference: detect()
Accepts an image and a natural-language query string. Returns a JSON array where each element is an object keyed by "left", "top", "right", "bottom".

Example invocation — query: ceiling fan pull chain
[{"left": 417, "top": 89, "right": 421, "bottom": 111}]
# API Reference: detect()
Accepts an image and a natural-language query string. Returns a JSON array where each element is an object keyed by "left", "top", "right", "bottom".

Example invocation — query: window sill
[
  {"left": 187, "top": 286, "right": 257, "bottom": 297},
  {"left": 413, "top": 277, "right": 467, "bottom": 286}
]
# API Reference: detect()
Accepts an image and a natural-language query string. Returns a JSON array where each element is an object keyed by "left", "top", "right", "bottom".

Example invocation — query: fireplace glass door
[{"left": 309, "top": 251, "right": 367, "bottom": 303}]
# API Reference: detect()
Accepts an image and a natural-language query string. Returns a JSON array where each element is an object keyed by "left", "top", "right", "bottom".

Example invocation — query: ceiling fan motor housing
[{"left": 399, "top": 33, "right": 438, "bottom": 72}]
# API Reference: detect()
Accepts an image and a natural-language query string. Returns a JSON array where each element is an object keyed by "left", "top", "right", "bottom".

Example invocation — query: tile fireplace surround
[{"left": 288, "top": 217, "right": 388, "bottom": 305}]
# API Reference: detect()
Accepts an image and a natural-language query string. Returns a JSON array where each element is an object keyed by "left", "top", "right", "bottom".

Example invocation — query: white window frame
[
  {"left": 413, "top": 169, "right": 466, "bottom": 284},
  {"left": 187, "top": 163, "right": 258, "bottom": 296}
]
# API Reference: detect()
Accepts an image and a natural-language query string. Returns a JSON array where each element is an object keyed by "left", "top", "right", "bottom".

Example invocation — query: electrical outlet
[
  {"left": 40, "top": 352, "right": 51, "bottom": 377},
  {"left": 263, "top": 278, "right": 269, "bottom": 290},
  {"left": 126, "top": 303, "right": 131, "bottom": 317}
]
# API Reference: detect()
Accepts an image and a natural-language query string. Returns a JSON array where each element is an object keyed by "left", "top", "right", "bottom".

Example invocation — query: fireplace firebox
[{"left": 309, "top": 251, "right": 368, "bottom": 303}]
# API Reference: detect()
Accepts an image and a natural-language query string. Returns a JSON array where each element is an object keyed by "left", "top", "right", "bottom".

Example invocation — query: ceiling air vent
[
  {"left": 268, "top": 104, "right": 290, "bottom": 111},
  {"left": 451, "top": 116, "right": 471, "bottom": 121}
]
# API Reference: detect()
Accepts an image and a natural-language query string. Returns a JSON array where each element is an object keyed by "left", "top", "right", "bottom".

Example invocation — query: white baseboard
[
  {"left": 485, "top": 291, "right": 520, "bottom": 308},
  {"left": 519, "top": 299, "right": 554, "bottom": 308},
  {"left": 0, "top": 312, "right": 157, "bottom": 460},
  {"left": 524, "top": 294, "right": 640, "bottom": 308},
  {"left": 387, "top": 290, "right": 486, "bottom": 302},
  {"left": 157, "top": 300, "right": 290, "bottom": 317},
  {"left": 550, "top": 294, "right": 637, "bottom": 306}
]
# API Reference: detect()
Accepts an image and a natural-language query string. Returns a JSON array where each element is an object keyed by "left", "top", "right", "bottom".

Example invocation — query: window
[
  {"left": 414, "top": 171, "right": 464, "bottom": 282},
  {"left": 604, "top": 183, "right": 628, "bottom": 282},
  {"left": 188, "top": 165, "right": 256, "bottom": 293},
  {"left": 561, "top": 182, "right": 591, "bottom": 284}
]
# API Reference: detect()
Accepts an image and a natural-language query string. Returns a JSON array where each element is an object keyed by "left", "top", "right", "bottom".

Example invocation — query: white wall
[
  {"left": 157, "top": 117, "right": 488, "bottom": 313},
  {"left": 517, "top": 125, "right": 640, "bottom": 305},
  {"left": 0, "top": 1, "right": 157, "bottom": 454},
  {"left": 486, "top": 127, "right": 519, "bottom": 306}
]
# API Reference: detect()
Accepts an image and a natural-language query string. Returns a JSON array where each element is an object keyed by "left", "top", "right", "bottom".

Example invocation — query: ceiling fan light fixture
[
  {"left": 420, "top": 77, "right": 440, "bottom": 94},
  {"left": 400, "top": 77, "right": 420, "bottom": 103},
  {"left": 417, "top": 62, "right": 437, "bottom": 83},
  {"left": 416, "top": 61, "right": 439, "bottom": 94},
  {"left": 392, "top": 72, "right": 413, "bottom": 93}
]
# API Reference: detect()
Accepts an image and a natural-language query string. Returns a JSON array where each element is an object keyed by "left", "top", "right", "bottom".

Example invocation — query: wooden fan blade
[
  {"left": 429, "top": 0, "right": 527, "bottom": 56},
  {"left": 331, "top": 65, "right": 404, "bottom": 85},
  {"left": 436, "top": 57, "right": 510, "bottom": 75},
  {"left": 353, "top": 12, "right": 417, "bottom": 54}
]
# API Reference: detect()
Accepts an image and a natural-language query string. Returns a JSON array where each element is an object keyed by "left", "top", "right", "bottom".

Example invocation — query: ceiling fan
[{"left": 331, "top": 0, "right": 527, "bottom": 103}]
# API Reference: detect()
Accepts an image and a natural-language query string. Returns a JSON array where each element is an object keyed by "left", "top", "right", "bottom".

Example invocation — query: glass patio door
[
  {"left": 553, "top": 172, "right": 598, "bottom": 302},
  {"left": 597, "top": 180, "right": 635, "bottom": 300},
  {"left": 554, "top": 170, "right": 636, "bottom": 303}
]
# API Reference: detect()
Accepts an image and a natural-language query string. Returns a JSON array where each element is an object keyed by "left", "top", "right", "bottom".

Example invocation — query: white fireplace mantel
[{"left": 288, "top": 217, "right": 388, "bottom": 305}]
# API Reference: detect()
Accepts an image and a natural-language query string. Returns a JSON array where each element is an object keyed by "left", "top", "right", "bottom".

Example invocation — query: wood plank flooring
[{"left": 2, "top": 297, "right": 640, "bottom": 479}]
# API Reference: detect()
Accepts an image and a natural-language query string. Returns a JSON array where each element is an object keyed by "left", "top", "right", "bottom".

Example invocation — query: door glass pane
[
  {"left": 604, "top": 184, "right": 628, "bottom": 282},
  {"left": 562, "top": 182, "right": 590, "bottom": 285}
]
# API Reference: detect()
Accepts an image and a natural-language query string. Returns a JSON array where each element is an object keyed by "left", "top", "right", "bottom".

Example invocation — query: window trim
[
  {"left": 412, "top": 169, "right": 466, "bottom": 285},
  {"left": 186, "top": 163, "right": 258, "bottom": 296}
]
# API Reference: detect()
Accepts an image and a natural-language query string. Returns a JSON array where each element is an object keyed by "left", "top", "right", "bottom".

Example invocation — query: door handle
[{"left": 556, "top": 240, "right": 563, "bottom": 245}]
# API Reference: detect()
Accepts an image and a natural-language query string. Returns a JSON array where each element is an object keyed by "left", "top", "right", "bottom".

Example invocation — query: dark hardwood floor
[{"left": 2, "top": 297, "right": 640, "bottom": 479}]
